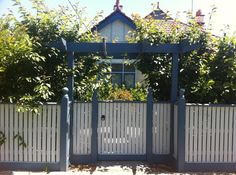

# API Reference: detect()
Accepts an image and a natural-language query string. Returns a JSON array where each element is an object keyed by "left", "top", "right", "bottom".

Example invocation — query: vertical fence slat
[
  {"left": 189, "top": 106, "right": 194, "bottom": 162},
  {"left": 219, "top": 107, "right": 224, "bottom": 162},
  {"left": 185, "top": 106, "right": 189, "bottom": 162},
  {"left": 224, "top": 107, "right": 229, "bottom": 162},
  {"left": 139, "top": 103, "right": 143, "bottom": 154},
  {"left": 143, "top": 103, "right": 147, "bottom": 154},
  {"left": 97, "top": 103, "right": 101, "bottom": 154},
  {"left": 120, "top": 103, "right": 124, "bottom": 154},
  {"left": 124, "top": 103, "right": 128, "bottom": 154},
  {"left": 128, "top": 103, "right": 132, "bottom": 154},
  {"left": 82, "top": 103, "right": 86, "bottom": 154},
  {"left": 78, "top": 103, "right": 82, "bottom": 154},
  {"left": 211, "top": 107, "right": 216, "bottom": 162},
  {"left": 19, "top": 111, "right": 24, "bottom": 162},
  {"left": 108, "top": 103, "right": 112, "bottom": 154},
  {"left": 73, "top": 103, "right": 76, "bottom": 154},
  {"left": 32, "top": 112, "right": 37, "bottom": 162},
  {"left": 56, "top": 105, "right": 60, "bottom": 162},
  {"left": 197, "top": 106, "right": 202, "bottom": 162},
  {"left": 117, "top": 103, "right": 121, "bottom": 154},
  {"left": 215, "top": 107, "right": 220, "bottom": 162},
  {"left": 23, "top": 110, "right": 28, "bottom": 162},
  {"left": 9, "top": 105, "right": 14, "bottom": 161},
  {"left": 85, "top": 103, "right": 89, "bottom": 154},
  {"left": 206, "top": 107, "right": 211, "bottom": 162},
  {"left": 13, "top": 106, "right": 18, "bottom": 162},
  {"left": 46, "top": 106, "right": 52, "bottom": 162},
  {"left": 5, "top": 104, "right": 9, "bottom": 161},
  {"left": 42, "top": 106, "right": 46, "bottom": 162},
  {"left": 228, "top": 107, "right": 233, "bottom": 162},
  {"left": 163, "top": 104, "right": 167, "bottom": 153},
  {"left": 160, "top": 104, "right": 163, "bottom": 153},
  {"left": 233, "top": 107, "right": 236, "bottom": 162},
  {"left": 167, "top": 104, "right": 171, "bottom": 154},
  {"left": 37, "top": 107, "right": 42, "bottom": 162},
  {"left": 202, "top": 107, "right": 207, "bottom": 162},
  {"left": 0, "top": 105, "right": 4, "bottom": 161},
  {"left": 51, "top": 105, "right": 56, "bottom": 162},
  {"left": 135, "top": 103, "right": 138, "bottom": 154},
  {"left": 193, "top": 106, "right": 198, "bottom": 162}
]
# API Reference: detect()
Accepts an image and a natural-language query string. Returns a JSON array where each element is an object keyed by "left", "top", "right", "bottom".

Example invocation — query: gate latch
[{"left": 101, "top": 115, "right": 106, "bottom": 121}]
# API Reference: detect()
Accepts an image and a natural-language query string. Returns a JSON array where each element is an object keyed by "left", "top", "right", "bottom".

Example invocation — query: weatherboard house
[{"left": 92, "top": 0, "right": 204, "bottom": 87}]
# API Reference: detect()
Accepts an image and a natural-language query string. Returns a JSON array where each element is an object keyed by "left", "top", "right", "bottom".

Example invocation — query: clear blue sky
[{"left": 0, "top": 0, "right": 236, "bottom": 35}]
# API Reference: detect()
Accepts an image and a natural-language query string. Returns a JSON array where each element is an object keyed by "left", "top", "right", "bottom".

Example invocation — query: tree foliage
[
  {"left": 0, "top": 0, "right": 108, "bottom": 107},
  {"left": 129, "top": 14, "right": 236, "bottom": 103}
]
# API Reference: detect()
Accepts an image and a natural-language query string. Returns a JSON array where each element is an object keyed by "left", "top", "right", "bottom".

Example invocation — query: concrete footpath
[{"left": 0, "top": 162, "right": 235, "bottom": 175}]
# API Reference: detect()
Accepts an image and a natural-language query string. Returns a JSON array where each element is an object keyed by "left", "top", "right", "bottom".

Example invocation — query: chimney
[{"left": 195, "top": 9, "right": 205, "bottom": 25}]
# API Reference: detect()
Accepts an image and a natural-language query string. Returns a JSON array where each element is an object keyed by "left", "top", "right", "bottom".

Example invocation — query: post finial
[
  {"left": 114, "top": 0, "right": 123, "bottom": 11},
  {"left": 62, "top": 87, "right": 69, "bottom": 95}
]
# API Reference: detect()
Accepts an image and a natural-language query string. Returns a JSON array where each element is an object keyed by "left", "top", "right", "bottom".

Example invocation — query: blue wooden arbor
[
  {"left": 50, "top": 39, "right": 201, "bottom": 169},
  {"left": 50, "top": 38, "right": 201, "bottom": 103}
]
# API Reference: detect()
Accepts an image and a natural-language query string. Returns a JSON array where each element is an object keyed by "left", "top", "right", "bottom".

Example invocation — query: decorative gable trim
[{"left": 92, "top": 10, "right": 136, "bottom": 31}]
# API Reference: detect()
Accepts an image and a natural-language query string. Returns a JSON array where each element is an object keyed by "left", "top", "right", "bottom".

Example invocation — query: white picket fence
[
  {"left": 72, "top": 102, "right": 171, "bottom": 155},
  {"left": 152, "top": 103, "right": 171, "bottom": 154},
  {"left": 185, "top": 104, "right": 236, "bottom": 163},
  {"left": 0, "top": 104, "right": 60, "bottom": 162}
]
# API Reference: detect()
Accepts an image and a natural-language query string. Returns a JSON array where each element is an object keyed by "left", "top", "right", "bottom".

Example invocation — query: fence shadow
[{"left": 70, "top": 161, "right": 177, "bottom": 175}]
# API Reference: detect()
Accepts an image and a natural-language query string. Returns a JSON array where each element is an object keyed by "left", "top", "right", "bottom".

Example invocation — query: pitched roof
[
  {"left": 146, "top": 8, "right": 172, "bottom": 20},
  {"left": 92, "top": 9, "right": 136, "bottom": 31}
]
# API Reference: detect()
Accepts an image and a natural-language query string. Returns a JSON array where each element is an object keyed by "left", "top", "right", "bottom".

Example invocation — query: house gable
[{"left": 93, "top": 10, "right": 136, "bottom": 42}]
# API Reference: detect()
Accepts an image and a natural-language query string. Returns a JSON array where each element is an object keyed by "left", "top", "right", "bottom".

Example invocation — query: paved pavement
[{"left": 1, "top": 162, "right": 235, "bottom": 175}]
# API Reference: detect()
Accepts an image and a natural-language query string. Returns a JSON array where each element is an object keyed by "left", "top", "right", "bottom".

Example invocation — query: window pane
[
  {"left": 111, "top": 73, "right": 122, "bottom": 86},
  {"left": 124, "top": 74, "right": 135, "bottom": 88},
  {"left": 112, "top": 64, "right": 123, "bottom": 72},
  {"left": 124, "top": 64, "right": 135, "bottom": 72}
]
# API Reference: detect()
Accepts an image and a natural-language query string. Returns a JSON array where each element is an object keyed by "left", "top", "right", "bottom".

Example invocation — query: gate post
[
  {"left": 60, "top": 87, "right": 70, "bottom": 171},
  {"left": 146, "top": 87, "right": 153, "bottom": 162},
  {"left": 91, "top": 90, "right": 98, "bottom": 162},
  {"left": 177, "top": 89, "right": 186, "bottom": 171}
]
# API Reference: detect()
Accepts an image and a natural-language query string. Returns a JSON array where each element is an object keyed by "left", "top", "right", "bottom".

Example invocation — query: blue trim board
[
  {"left": 184, "top": 163, "right": 236, "bottom": 172},
  {"left": 70, "top": 155, "right": 93, "bottom": 165},
  {"left": 50, "top": 41, "right": 202, "bottom": 54},
  {"left": 151, "top": 155, "right": 175, "bottom": 165},
  {"left": 97, "top": 155, "right": 146, "bottom": 161},
  {"left": 0, "top": 162, "right": 60, "bottom": 171}
]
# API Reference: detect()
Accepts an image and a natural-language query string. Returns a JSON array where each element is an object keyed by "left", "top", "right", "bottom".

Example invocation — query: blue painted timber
[
  {"left": 67, "top": 52, "right": 74, "bottom": 101},
  {"left": 170, "top": 53, "right": 179, "bottom": 103},
  {"left": 176, "top": 89, "right": 186, "bottom": 172},
  {"left": 70, "top": 155, "right": 93, "bottom": 165},
  {"left": 98, "top": 155, "right": 147, "bottom": 161},
  {"left": 60, "top": 87, "right": 70, "bottom": 171},
  {"left": 0, "top": 162, "right": 60, "bottom": 171},
  {"left": 146, "top": 88, "right": 153, "bottom": 162},
  {"left": 91, "top": 90, "right": 98, "bottom": 163},
  {"left": 151, "top": 154, "right": 176, "bottom": 166},
  {"left": 50, "top": 41, "right": 202, "bottom": 54}
]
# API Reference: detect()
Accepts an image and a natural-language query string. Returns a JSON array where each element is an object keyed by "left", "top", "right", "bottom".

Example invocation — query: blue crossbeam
[{"left": 49, "top": 39, "right": 202, "bottom": 54}]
